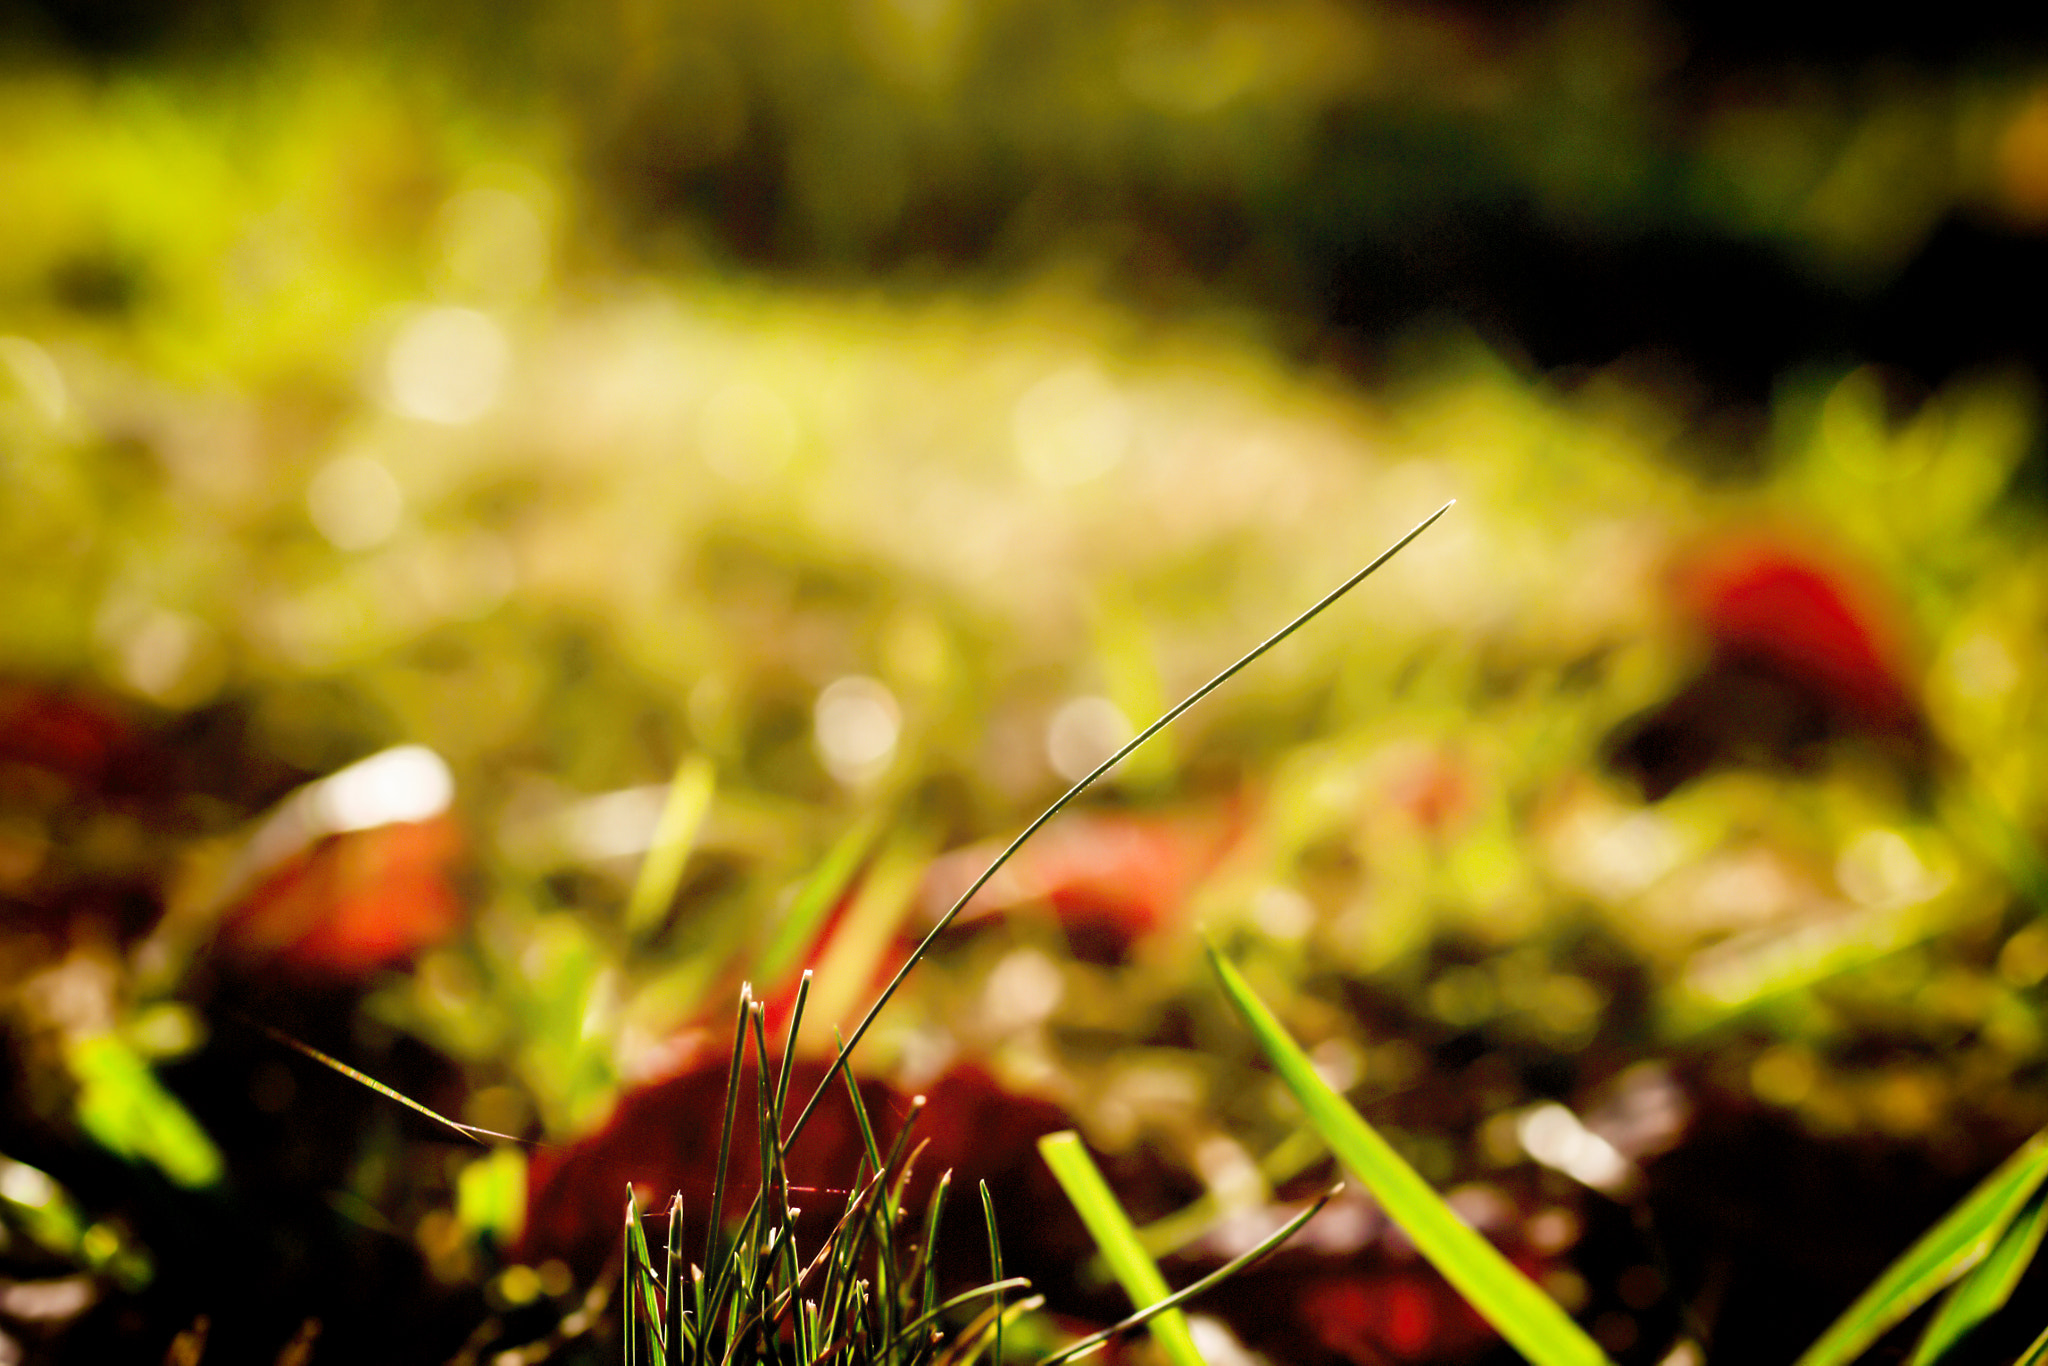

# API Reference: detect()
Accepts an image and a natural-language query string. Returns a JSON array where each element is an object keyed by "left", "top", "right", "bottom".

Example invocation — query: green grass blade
[
  {"left": 835, "top": 1028, "right": 885, "bottom": 1178},
  {"left": 1037, "top": 1130, "right": 1206, "bottom": 1366},
  {"left": 625, "top": 1187, "right": 654, "bottom": 1366},
  {"left": 665, "top": 1193, "right": 688, "bottom": 1366},
  {"left": 703, "top": 985, "right": 754, "bottom": 1279},
  {"left": 1912, "top": 1185, "right": 2048, "bottom": 1364},
  {"left": 246, "top": 1020, "right": 518, "bottom": 1145},
  {"left": 759, "top": 810, "right": 884, "bottom": 984},
  {"left": 2016, "top": 1318, "right": 2048, "bottom": 1366},
  {"left": 936, "top": 1296, "right": 1047, "bottom": 1366},
  {"left": 782, "top": 502, "right": 1454, "bottom": 1149},
  {"left": 1039, "top": 1184, "right": 1339, "bottom": 1366},
  {"left": 625, "top": 753, "right": 716, "bottom": 936},
  {"left": 1795, "top": 1128, "right": 2048, "bottom": 1366},
  {"left": 981, "top": 1179, "right": 1005, "bottom": 1366},
  {"left": 1206, "top": 943, "right": 1610, "bottom": 1366},
  {"left": 774, "top": 969, "right": 813, "bottom": 1124},
  {"left": 886, "top": 1277, "right": 1035, "bottom": 1352},
  {"left": 748, "top": 1001, "right": 780, "bottom": 1213},
  {"left": 921, "top": 1169, "right": 954, "bottom": 1320}
]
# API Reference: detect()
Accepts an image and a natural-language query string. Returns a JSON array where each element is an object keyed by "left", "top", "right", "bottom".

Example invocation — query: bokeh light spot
[
  {"left": 813, "top": 676, "right": 901, "bottom": 786},
  {"left": 308, "top": 453, "right": 404, "bottom": 551},
  {"left": 384, "top": 306, "right": 509, "bottom": 425},
  {"left": 1012, "top": 364, "right": 1133, "bottom": 487},
  {"left": 1045, "top": 695, "right": 1134, "bottom": 784}
]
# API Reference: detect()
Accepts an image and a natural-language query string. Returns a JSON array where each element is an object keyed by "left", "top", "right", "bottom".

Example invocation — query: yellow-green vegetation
[{"left": 10, "top": 7, "right": 2048, "bottom": 1364}]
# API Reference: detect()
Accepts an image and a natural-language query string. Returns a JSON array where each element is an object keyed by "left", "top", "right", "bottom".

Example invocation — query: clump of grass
[
  {"left": 617, "top": 974, "right": 1038, "bottom": 1366},
  {"left": 615, "top": 504, "right": 1459, "bottom": 1366}
]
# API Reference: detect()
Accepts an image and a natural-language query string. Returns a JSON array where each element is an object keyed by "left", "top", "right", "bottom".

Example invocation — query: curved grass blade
[
  {"left": 1207, "top": 943, "right": 1610, "bottom": 1366},
  {"left": 938, "top": 1295, "right": 1048, "bottom": 1366},
  {"left": 1037, "top": 1131, "right": 1205, "bottom": 1366},
  {"left": 1794, "top": 1127, "right": 2048, "bottom": 1366},
  {"left": 785, "top": 501, "right": 1455, "bottom": 1148},
  {"left": 1911, "top": 1185, "right": 2048, "bottom": 1364},
  {"left": 1038, "top": 1184, "right": 1340, "bottom": 1366},
  {"left": 885, "top": 1277, "right": 1036, "bottom": 1353},
  {"left": 2017, "top": 1318, "right": 2048, "bottom": 1366}
]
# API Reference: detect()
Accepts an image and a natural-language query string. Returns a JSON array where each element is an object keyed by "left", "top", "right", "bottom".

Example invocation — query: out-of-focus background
[{"left": 5, "top": 3, "right": 2048, "bottom": 1363}]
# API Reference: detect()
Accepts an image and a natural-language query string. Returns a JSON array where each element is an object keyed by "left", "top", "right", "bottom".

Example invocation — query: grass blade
[
  {"left": 885, "top": 1277, "right": 1036, "bottom": 1352},
  {"left": 1207, "top": 943, "right": 1610, "bottom": 1366},
  {"left": 1794, "top": 1127, "right": 2048, "bottom": 1366},
  {"left": 1037, "top": 1130, "right": 1206, "bottom": 1366},
  {"left": 981, "top": 1179, "right": 1005, "bottom": 1366},
  {"left": 625, "top": 753, "right": 716, "bottom": 937},
  {"left": 1038, "top": 1184, "right": 1339, "bottom": 1366},
  {"left": 758, "top": 810, "right": 883, "bottom": 984},
  {"left": 625, "top": 1187, "right": 652, "bottom": 1365},
  {"left": 703, "top": 985, "right": 755, "bottom": 1280},
  {"left": 664, "top": 1193, "right": 688, "bottom": 1366},
  {"left": 1911, "top": 1185, "right": 2048, "bottom": 1364},
  {"left": 775, "top": 969, "right": 813, "bottom": 1123},
  {"left": 782, "top": 502, "right": 1455, "bottom": 1149},
  {"left": 920, "top": 1169, "right": 954, "bottom": 1321},
  {"left": 248, "top": 1019, "right": 519, "bottom": 1145}
]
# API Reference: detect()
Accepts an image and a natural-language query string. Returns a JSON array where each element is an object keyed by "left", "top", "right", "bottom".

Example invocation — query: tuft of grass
[{"left": 621, "top": 979, "right": 1040, "bottom": 1366}]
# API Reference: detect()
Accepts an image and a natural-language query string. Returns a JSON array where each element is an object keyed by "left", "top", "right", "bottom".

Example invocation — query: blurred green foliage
[{"left": 8, "top": 2, "right": 2048, "bottom": 1361}]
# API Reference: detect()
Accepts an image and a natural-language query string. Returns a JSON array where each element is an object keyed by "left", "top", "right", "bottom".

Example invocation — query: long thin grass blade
[
  {"left": 982, "top": 1179, "right": 1005, "bottom": 1366},
  {"left": 1794, "top": 1127, "right": 2048, "bottom": 1366},
  {"left": 664, "top": 1193, "right": 687, "bottom": 1366},
  {"left": 783, "top": 502, "right": 1454, "bottom": 1148},
  {"left": 748, "top": 1001, "right": 780, "bottom": 1213},
  {"left": 758, "top": 810, "right": 883, "bottom": 983},
  {"left": 2016, "top": 1318, "right": 2048, "bottom": 1366},
  {"left": 625, "top": 1188, "right": 645, "bottom": 1366},
  {"left": 703, "top": 985, "right": 755, "bottom": 1279},
  {"left": 937, "top": 1296, "right": 1047, "bottom": 1366},
  {"left": 1207, "top": 943, "right": 1610, "bottom": 1366},
  {"left": 1911, "top": 1185, "right": 2048, "bottom": 1364},
  {"left": 836, "top": 1028, "right": 884, "bottom": 1177},
  {"left": 775, "top": 969, "right": 813, "bottom": 1122},
  {"left": 1037, "top": 1185, "right": 1339, "bottom": 1366},
  {"left": 885, "top": 1278, "right": 1036, "bottom": 1352},
  {"left": 1037, "top": 1131, "right": 1206, "bottom": 1366},
  {"left": 922, "top": 1169, "right": 954, "bottom": 1320},
  {"left": 625, "top": 753, "right": 716, "bottom": 936},
  {"left": 249, "top": 1020, "right": 521, "bottom": 1144}
]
